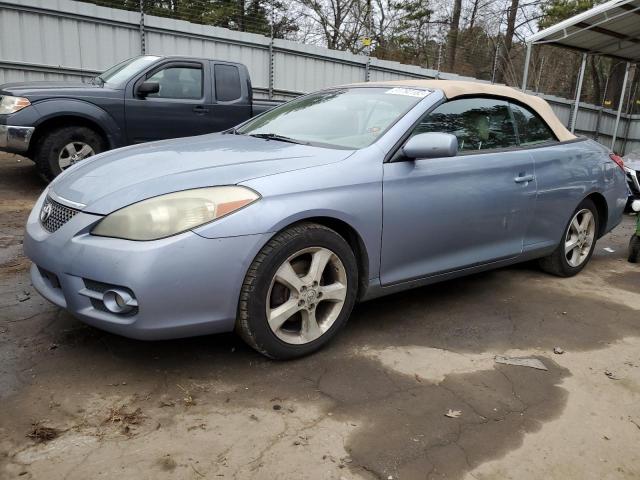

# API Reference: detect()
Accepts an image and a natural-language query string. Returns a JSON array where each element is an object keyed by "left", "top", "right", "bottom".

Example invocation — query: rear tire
[
  {"left": 34, "top": 125, "right": 105, "bottom": 181},
  {"left": 539, "top": 198, "right": 599, "bottom": 277},
  {"left": 237, "top": 222, "right": 358, "bottom": 360}
]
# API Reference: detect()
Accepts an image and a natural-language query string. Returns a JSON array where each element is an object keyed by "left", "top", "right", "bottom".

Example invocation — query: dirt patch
[
  {"left": 26, "top": 423, "right": 62, "bottom": 444},
  {"left": 609, "top": 270, "right": 640, "bottom": 294}
]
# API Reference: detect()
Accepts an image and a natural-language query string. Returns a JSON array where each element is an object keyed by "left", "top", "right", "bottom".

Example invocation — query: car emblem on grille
[{"left": 40, "top": 203, "right": 53, "bottom": 223}]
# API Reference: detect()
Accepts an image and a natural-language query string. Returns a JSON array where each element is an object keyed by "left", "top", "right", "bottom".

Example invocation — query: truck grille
[{"left": 40, "top": 196, "right": 79, "bottom": 233}]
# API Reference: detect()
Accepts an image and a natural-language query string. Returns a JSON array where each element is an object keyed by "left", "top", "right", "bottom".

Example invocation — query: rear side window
[
  {"left": 412, "top": 97, "right": 518, "bottom": 151},
  {"left": 510, "top": 103, "right": 557, "bottom": 146},
  {"left": 215, "top": 64, "right": 241, "bottom": 102}
]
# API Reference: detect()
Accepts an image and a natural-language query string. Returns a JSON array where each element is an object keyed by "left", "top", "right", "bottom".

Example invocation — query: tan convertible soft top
[{"left": 345, "top": 80, "right": 576, "bottom": 142}]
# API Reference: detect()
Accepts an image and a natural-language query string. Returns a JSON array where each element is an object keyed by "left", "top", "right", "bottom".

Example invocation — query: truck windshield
[
  {"left": 237, "top": 87, "right": 430, "bottom": 149},
  {"left": 95, "top": 56, "right": 160, "bottom": 86}
]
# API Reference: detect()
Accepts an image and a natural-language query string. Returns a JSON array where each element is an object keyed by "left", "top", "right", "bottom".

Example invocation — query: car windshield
[
  {"left": 95, "top": 56, "right": 160, "bottom": 86},
  {"left": 237, "top": 87, "right": 430, "bottom": 149}
]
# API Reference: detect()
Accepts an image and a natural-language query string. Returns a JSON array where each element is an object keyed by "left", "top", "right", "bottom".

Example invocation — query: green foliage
[{"left": 538, "top": 0, "right": 599, "bottom": 29}]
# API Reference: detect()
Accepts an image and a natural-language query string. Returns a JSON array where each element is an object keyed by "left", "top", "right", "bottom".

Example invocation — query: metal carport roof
[
  {"left": 522, "top": 0, "right": 640, "bottom": 148},
  {"left": 525, "top": 0, "right": 640, "bottom": 61}
]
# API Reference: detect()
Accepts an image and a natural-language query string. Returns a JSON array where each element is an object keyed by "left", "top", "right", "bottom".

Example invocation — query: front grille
[{"left": 40, "top": 196, "right": 79, "bottom": 233}]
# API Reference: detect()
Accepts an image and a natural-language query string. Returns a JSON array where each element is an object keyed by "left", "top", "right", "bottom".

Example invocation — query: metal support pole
[
  {"left": 570, "top": 53, "right": 587, "bottom": 134},
  {"left": 139, "top": 0, "right": 146, "bottom": 54},
  {"left": 621, "top": 66, "right": 636, "bottom": 155},
  {"left": 521, "top": 42, "right": 532, "bottom": 92},
  {"left": 365, "top": 0, "right": 373, "bottom": 82},
  {"left": 268, "top": 24, "right": 274, "bottom": 99},
  {"left": 611, "top": 61, "right": 630, "bottom": 151}
]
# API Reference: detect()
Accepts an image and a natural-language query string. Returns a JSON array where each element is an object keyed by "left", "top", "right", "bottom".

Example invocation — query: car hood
[
  {"left": 50, "top": 133, "right": 354, "bottom": 215},
  {"left": 0, "top": 81, "right": 103, "bottom": 98},
  {"left": 624, "top": 157, "right": 640, "bottom": 171}
]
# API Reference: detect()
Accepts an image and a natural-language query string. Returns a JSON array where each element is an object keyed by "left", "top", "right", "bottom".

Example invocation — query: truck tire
[{"left": 34, "top": 125, "right": 105, "bottom": 181}]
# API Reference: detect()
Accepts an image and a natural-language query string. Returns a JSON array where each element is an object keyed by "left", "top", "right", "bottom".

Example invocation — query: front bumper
[
  {"left": 0, "top": 124, "right": 34, "bottom": 153},
  {"left": 23, "top": 193, "right": 271, "bottom": 340}
]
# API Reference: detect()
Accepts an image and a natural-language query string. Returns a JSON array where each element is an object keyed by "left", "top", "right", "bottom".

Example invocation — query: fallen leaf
[
  {"left": 445, "top": 409, "right": 462, "bottom": 418},
  {"left": 495, "top": 355, "right": 548, "bottom": 371}
]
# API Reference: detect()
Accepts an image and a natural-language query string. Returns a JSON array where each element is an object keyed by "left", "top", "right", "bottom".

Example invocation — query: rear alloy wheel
[
  {"left": 539, "top": 198, "right": 599, "bottom": 277},
  {"left": 237, "top": 223, "right": 358, "bottom": 359},
  {"left": 564, "top": 209, "right": 596, "bottom": 267}
]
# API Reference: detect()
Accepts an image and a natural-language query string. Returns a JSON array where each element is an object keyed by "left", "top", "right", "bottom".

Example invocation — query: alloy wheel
[
  {"left": 564, "top": 208, "right": 596, "bottom": 267},
  {"left": 266, "top": 247, "right": 348, "bottom": 345},
  {"left": 58, "top": 142, "right": 95, "bottom": 170}
]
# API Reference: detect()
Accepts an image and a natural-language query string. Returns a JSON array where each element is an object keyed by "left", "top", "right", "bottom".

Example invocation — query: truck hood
[
  {"left": 0, "top": 81, "right": 106, "bottom": 99},
  {"left": 50, "top": 133, "right": 354, "bottom": 215}
]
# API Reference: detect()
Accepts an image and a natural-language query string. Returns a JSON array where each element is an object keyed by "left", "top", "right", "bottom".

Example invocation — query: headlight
[
  {"left": 0, "top": 96, "right": 31, "bottom": 114},
  {"left": 92, "top": 186, "right": 260, "bottom": 240}
]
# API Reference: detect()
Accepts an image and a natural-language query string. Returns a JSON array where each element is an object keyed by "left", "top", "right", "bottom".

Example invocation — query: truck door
[
  {"left": 209, "top": 62, "right": 252, "bottom": 131},
  {"left": 125, "top": 60, "right": 214, "bottom": 143}
]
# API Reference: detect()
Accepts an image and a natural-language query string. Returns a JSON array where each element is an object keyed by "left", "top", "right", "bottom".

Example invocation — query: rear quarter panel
[{"left": 525, "top": 138, "right": 627, "bottom": 250}]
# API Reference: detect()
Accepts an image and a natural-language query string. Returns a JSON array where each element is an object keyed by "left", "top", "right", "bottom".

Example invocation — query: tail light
[{"left": 609, "top": 153, "right": 625, "bottom": 171}]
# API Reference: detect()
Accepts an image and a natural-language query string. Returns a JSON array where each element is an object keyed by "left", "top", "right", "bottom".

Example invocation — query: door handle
[
  {"left": 514, "top": 174, "right": 535, "bottom": 184},
  {"left": 193, "top": 106, "right": 210, "bottom": 114}
]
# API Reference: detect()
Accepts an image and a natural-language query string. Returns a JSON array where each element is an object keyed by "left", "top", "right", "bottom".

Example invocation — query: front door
[
  {"left": 125, "top": 61, "right": 213, "bottom": 144},
  {"left": 380, "top": 97, "right": 537, "bottom": 285}
]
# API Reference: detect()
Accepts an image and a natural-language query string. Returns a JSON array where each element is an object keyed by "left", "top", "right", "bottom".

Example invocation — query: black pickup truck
[{"left": 0, "top": 55, "right": 279, "bottom": 179}]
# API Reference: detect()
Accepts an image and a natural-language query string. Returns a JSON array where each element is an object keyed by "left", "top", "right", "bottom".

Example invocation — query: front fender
[{"left": 31, "top": 99, "right": 124, "bottom": 148}]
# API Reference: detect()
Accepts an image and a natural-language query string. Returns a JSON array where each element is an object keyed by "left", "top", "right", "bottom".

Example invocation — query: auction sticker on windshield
[{"left": 385, "top": 87, "right": 432, "bottom": 98}]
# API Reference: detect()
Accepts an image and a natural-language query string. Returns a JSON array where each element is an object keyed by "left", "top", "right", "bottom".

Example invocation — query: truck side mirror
[
  {"left": 136, "top": 81, "right": 160, "bottom": 97},
  {"left": 403, "top": 132, "right": 458, "bottom": 160}
]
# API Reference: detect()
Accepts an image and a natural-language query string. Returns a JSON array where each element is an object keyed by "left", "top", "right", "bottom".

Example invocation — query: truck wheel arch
[
  {"left": 28, "top": 115, "right": 111, "bottom": 156},
  {"left": 28, "top": 99, "right": 124, "bottom": 155}
]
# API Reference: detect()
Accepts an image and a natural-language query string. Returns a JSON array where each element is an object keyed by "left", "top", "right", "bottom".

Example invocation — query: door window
[
  {"left": 412, "top": 97, "right": 518, "bottom": 151},
  {"left": 214, "top": 64, "right": 242, "bottom": 102},
  {"left": 146, "top": 66, "right": 203, "bottom": 99},
  {"left": 509, "top": 103, "right": 557, "bottom": 146}
]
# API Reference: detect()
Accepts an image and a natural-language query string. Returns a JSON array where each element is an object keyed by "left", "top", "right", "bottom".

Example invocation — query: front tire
[
  {"left": 237, "top": 222, "right": 358, "bottom": 360},
  {"left": 539, "top": 198, "right": 599, "bottom": 277},
  {"left": 34, "top": 125, "right": 104, "bottom": 181}
]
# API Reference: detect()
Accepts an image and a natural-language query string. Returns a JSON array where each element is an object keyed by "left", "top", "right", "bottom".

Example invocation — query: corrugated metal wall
[{"left": 1, "top": 0, "right": 638, "bottom": 153}]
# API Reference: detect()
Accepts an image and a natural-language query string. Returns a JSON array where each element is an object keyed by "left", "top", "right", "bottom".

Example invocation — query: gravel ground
[{"left": 0, "top": 152, "right": 639, "bottom": 480}]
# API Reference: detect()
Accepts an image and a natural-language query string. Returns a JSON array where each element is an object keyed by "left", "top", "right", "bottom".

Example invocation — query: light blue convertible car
[{"left": 24, "top": 81, "right": 628, "bottom": 359}]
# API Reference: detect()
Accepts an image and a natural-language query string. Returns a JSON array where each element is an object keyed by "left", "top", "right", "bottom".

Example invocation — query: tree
[{"left": 445, "top": 0, "right": 462, "bottom": 71}]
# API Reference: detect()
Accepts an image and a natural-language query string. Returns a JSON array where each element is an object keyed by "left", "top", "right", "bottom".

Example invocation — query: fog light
[{"left": 103, "top": 289, "right": 137, "bottom": 314}]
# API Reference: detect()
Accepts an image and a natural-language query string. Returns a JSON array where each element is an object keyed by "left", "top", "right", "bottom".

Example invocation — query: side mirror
[
  {"left": 136, "top": 81, "right": 160, "bottom": 97},
  {"left": 403, "top": 132, "right": 458, "bottom": 160}
]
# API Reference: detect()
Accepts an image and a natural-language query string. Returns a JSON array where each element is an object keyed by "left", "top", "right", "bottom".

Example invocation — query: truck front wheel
[{"left": 34, "top": 126, "right": 105, "bottom": 181}]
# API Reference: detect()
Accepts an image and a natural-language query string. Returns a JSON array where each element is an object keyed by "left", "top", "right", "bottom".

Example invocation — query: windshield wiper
[{"left": 249, "top": 133, "right": 308, "bottom": 145}]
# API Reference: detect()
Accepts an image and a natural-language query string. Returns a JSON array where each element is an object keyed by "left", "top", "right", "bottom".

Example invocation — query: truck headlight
[
  {"left": 92, "top": 186, "right": 260, "bottom": 240},
  {"left": 0, "top": 96, "right": 31, "bottom": 114}
]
